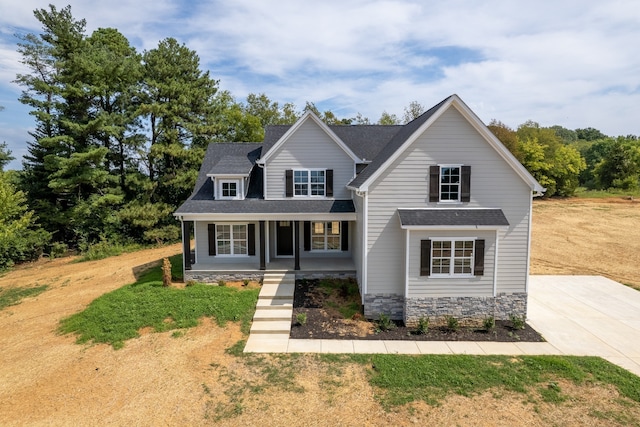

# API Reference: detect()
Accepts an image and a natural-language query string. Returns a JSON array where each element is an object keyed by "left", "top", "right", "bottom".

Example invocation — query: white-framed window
[
  {"left": 431, "top": 238, "right": 474, "bottom": 277},
  {"left": 294, "top": 169, "right": 325, "bottom": 196},
  {"left": 215, "top": 178, "right": 243, "bottom": 200},
  {"left": 216, "top": 224, "right": 248, "bottom": 256},
  {"left": 440, "top": 165, "right": 461, "bottom": 202},
  {"left": 311, "top": 221, "right": 341, "bottom": 251},
  {"left": 221, "top": 181, "right": 237, "bottom": 198}
]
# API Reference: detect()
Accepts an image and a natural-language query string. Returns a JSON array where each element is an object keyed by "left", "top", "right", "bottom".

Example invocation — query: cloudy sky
[{"left": 0, "top": 0, "right": 639, "bottom": 169}]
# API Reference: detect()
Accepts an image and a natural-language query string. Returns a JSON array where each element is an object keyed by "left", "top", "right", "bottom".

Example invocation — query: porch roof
[
  {"left": 175, "top": 199, "right": 356, "bottom": 219},
  {"left": 398, "top": 208, "right": 509, "bottom": 228}
]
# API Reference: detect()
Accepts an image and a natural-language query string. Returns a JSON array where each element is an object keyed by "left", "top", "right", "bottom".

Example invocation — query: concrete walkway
[{"left": 244, "top": 275, "right": 640, "bottom": 377}]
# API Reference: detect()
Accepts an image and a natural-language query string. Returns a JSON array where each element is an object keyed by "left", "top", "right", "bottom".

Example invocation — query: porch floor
[{"left": 189, "top": 257, "right": 356, "bottom": 273}]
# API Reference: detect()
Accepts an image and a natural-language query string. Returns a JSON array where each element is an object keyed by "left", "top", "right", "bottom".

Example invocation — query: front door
[{"left": 276, "top": 221, "right": 294, "bottom": 256}]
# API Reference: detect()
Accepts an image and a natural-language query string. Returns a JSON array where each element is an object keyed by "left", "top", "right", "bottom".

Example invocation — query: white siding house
[{"left": 175, "top": 94, "right": 544, "bottom": 324}]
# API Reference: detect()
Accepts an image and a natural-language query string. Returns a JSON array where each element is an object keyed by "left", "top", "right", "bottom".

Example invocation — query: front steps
[{"left": 244, "top": 273, "right": 295, "bottom": 352}]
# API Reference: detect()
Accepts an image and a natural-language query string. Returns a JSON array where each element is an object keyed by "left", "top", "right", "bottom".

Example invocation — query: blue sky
[{"left": 1, "top": 0, "right": 639, "bottom": 169}]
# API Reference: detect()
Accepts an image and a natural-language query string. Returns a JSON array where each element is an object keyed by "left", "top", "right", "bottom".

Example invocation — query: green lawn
[
  {"left": 573, "top": 187, "right": 640, "bottom": 199},
  {"left": 361, "top": 354, "right": 640, "bottom": 408},
  {"left": 59, "top": 255, "right": 259, "bottom": 349},
  {"left": 0, "top": 284, "right": 49, "bottom": 311}
]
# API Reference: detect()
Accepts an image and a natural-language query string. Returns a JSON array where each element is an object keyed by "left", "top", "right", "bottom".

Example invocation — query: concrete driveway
[{"left": 528, "top": 275, "right": 640, "bottom": 376}]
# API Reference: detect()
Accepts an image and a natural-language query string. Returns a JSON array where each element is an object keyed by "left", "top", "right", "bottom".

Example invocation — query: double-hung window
[
  {"left": 431, "top": 239, "right": 474, "bottom": 276},
  {"left": 216, "top": 224, "right": 247, "bottom": 255},
  {"left": 311, "top": 221, "right": 341, "bottom": 251},
  {"left": 429, "top": 165, "right": 471, "bottom": 203},
  {"left": 440, "top": 166, "right": 461, "bottom": 201},
  {"left": 294, "top": 169, "right": 325, "bottom": 196},
  {"left": 421, "top": 238, "right": 484, "bottom": 277}
]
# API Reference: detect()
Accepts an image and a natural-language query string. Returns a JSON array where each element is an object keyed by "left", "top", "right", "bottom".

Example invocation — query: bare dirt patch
[
  {"left": 1, "top": 198, "right": 639, "bottom": 425},
  {"left": 531, "top": 197, "right": 640, "bottom": 288}
]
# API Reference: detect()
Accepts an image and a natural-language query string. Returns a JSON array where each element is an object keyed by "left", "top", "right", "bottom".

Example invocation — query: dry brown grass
[
  {"left": 0, "top": 199, "right": 639, "bottom": 425},
  {"left": 531, "top": 197, "right": 640, "bottom": 289}
]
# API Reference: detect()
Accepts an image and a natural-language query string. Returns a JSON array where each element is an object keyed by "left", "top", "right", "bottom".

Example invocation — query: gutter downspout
[{"left": 355, "top": 190, "right": 368, "bottom": 303}]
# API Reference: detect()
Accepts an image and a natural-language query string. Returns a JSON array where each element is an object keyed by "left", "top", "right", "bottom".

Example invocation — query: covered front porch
[{"left": 180, "top": 215, "right": 357, "bottom": 282}]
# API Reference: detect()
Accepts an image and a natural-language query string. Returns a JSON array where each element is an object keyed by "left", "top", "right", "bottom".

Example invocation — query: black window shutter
[
  {"left": 429, "top": 166, "right": 440, "bottom": 202},
  {"left": 341, "top": 221, "right": 348, "bottom": 251},
  {"left": 420, "top": 240, "right": 431, "bottom": 276},
  {"left": 208, "top": 223, "right": 216, "bottom": 256},
  {"left": 326, "top": 169, "right": 333, "bottom": 197},
  {"left": 303, "top": 221, "right": 311, "bottom": 251},
  {"left": 247, "top": 224, "right": 255, "bottom": 256},
  {"left": 461, "top": 165, "right": 471, "bottom": 202},
  {"left": 285, "top": 169, "right": 293, "bottom": 197},
  {"left": 474, "top": 239, "right": 485, "bottom": 276}
]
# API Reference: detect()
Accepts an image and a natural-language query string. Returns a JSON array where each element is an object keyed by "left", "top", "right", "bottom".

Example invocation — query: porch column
[
  {"left": 259, "top": 220, "right": 266, "bottom": 270},
  {"left": 182, "top": 220, "right": 192, "bottom": 271},
  {"left": 294, "top": 220, "right": 300, "bottom": 270}
]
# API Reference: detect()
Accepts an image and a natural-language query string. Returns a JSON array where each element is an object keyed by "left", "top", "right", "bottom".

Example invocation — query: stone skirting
[
  {"left": 295, "top": 271, "right": 357, "bottom": 281},
  {"left": 185, "top": 270, "right": 357, "bottom": 284},
  {"left": 184, "top": 271, "right": 264, "bottom": 284},
  {"left": 364, "top": 294, "right": 405, "bottom": 320},
  {"left": 403, "top": 293, "right": 527, "bottom": 327}
]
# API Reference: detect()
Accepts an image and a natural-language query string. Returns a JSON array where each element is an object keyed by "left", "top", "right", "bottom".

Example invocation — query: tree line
[{"left": 1, "top": 4, "right": 638, "bottom": 269}]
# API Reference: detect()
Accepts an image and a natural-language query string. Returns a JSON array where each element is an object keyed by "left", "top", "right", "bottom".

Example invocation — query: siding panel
[
  {"left": 366, "top": 106, "right": 531, "bottom": 296},
  {"left": 265, "top": 119, "right": 354, "bottom": 199}
]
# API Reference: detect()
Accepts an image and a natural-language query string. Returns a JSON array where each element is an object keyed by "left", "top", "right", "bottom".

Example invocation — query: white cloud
[{"left": 0, "top": 0, "right": 638, "bottom": 167}]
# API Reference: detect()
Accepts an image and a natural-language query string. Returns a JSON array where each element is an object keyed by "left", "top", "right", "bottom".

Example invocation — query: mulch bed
[{"left": 290, "top": 278, "right": 544, "bottom": 342}]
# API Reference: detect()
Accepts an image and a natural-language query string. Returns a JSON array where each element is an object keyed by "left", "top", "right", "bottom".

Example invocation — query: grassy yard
[
  {"left": 59, "top": 254, "right": 260, "bottom": 349},
  {"left": 573, "top": 187, "right": 640, "bottom": 199},
  {"left": 0, "top": 284, "right": 49, "bottom": 311}
]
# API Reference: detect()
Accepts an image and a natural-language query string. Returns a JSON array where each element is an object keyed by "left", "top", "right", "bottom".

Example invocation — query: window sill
[
  {"left": 436, "top": 201, "right": 464, "bottom": 206},
  {"left": 428, "top": 274, "right": 475, "bottom": 279}
]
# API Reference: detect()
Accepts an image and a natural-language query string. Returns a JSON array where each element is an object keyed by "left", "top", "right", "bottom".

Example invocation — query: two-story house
[{"left": 174, "top": 94, "right": 544, "bottom": 325}]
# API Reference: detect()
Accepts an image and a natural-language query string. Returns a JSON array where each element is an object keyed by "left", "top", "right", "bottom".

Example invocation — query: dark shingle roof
[
  {"left": 175, "top": 199, "right": 355, "bottom": 215},
  {"left": 348, "top": 96, "right": 452, "bottom": 188},
  {"left": 262, "top": 124, "right": 402, "bottom": 162},
  {"left": 188, "top": 143, "right": 262, "bottom": 201},
  {"left": 397, "top": 209, "right": 509, "bottom": 227},
  {"left": 208, "top": 155, "right": 254, "bottom": 175}
]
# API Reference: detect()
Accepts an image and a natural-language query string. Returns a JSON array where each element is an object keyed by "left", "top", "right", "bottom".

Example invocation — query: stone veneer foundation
[
  {"left": 184, "top": 272, "right": 264, "bottom": 283},
  {"left": 403, "top": 293, "right": 527, "bottom": 327},
  {"left": 364, "top": 294, "right": 405, "bottom": 320}
]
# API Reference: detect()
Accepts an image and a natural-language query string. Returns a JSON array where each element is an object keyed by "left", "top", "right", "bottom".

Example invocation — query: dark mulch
[{"left": 290, "top": 278, "right": 544, "bottom": 342}]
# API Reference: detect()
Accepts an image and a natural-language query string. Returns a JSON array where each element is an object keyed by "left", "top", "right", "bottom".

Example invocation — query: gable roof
[
  {"left": 256, "top": 111, "right": 362, "bottom": 164},
  {"left": 348, "top": 95, "right": 545, "bottom": 195},
  {"left": 263, "top": 124, "right": 401, "bottom": 163}
]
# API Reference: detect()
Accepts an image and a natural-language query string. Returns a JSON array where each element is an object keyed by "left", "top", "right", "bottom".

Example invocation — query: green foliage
[
  {"left": 445, "top": 315, "right": 459, "bottom": 332},
  {"left": 0, "top": 172, "right": 50, "bottom": 270},
  {"left": 364, "top": 354, "right": 640, "bottom": 408},
  {"left": 0, "top": 284, "right": 49, "bottom": 311},
  {"left": 76, "top": 239, "right": 142, "bottom": 262},
  {"left": 378, "top": 111, "right": 400, "bottom": 125},
  {"left": 296, "top": 312, "right": 307, "bottom": 326},
  {"left": 375, "top": 313, "right": 396, "bottom": 332},
  {"left": 59, "top": 255, "right": 259, "bottom": 349},
  {"left": 0, "top": 142, "right": 14, "bottom": 171},
  {"left": 483, "top": 316, "right": 496, "bottom": 332},
  {"left": 415, "top": 316, "right": 429, "bottom": 335},
  {"left": 510, "top": 313, "right": 526, "bottom": 330}
]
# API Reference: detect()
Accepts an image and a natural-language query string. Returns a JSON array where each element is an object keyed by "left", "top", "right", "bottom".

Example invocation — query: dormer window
[
  {"left": 221, "top": 181, "right": 237, "bottom": 198},
  {"left": 214, "top": 178, "right": 244, "bottom": 200}
]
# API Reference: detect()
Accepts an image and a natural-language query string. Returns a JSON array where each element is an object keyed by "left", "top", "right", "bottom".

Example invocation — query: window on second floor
[
  {"left": 429, "top": 165, "right": 471, "bottom": 203},
  {"left": 286, "top": 169, "right": 333, "bottom": 198}
]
